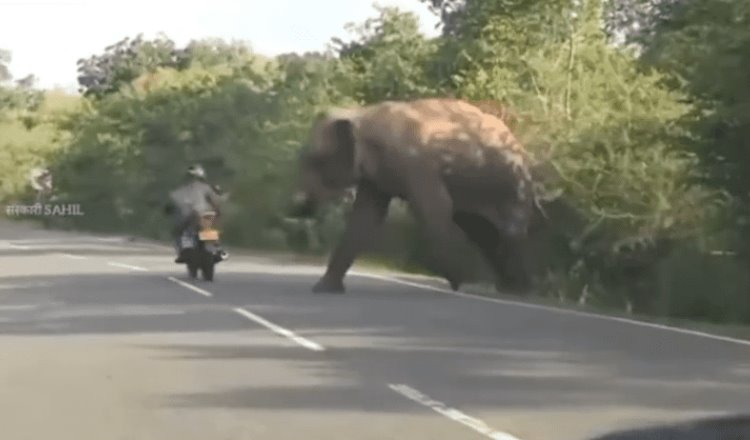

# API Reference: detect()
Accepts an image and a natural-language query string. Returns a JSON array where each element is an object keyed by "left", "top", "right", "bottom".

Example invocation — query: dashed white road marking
[
  {"left": 167, "top": 277, "right": 213, "bottom": 297},
  {"left": 0, "top": 282, "right": 53, "bottom": 290},
  {"left": 233, "top": 307, "right": 325, "bottom": 352},
  {"left": 353, "top": 272, "right": 750, "bottom": 348},
  {"left": 93, "top": 237, "right": 125, "bottom": 242},
  {"left": 0, "top": 304, "right": 39, "bottom": 311},
  {"left": 107, "top": 261, "right": 149, "bottom": 272},
  {"left": 165, "top": 276, "right": 324, "bottom": 351},
  {"left": 57, "top": 253, "right": 88, "bottom": 260},
  {"left": 46, "top": 306, "right": 187, "bottom": 318},
  {"left": 388, "top": 384, "right": 522, "bottom": 440}
]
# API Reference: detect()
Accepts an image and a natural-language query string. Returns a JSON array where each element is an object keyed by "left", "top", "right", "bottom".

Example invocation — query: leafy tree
[
  {"left": 57, "top": 63, "right": 270, "bottom": 231},
  {"left": 418, "top": 0, "right": 578, "bottom": 98},
  {"left": 421, "top": 0, "right": 573, "bottom": 41},
  {"left": 638, "top": 0, "right": 750, "bottom": 256},
  {"left": 422, "top": 0, "right": 679, "bottom": 43},
  {"left": 76, "top": 34, "right": 267, "bottom": 100},
  {"left": 76, "top": 33, "right": 185, "bottom": 99},
  {"left": 180, "top": 38, "right": 254, "bottom": 68},
  {"left": 332, "top": 6, "right": 439, "bottom": 102},
  {"left": 0, "top": 49, "right": 43, "bottom": 121},
  {"left": 0, "top": 49, "right": 11, "bottom": 82},
  {"left": 603, "top": 0, "right": 682, "bottom": 45}
]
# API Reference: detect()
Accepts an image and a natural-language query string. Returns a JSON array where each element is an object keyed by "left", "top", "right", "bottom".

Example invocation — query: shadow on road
[
  {"left": 0, "top": 273, "right": 246, "bottom": 335},
  {"left": 146, "top": 336, "right": 750, "bottom": 415}
]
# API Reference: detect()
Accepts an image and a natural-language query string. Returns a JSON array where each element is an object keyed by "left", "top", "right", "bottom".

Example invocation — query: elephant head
[{"left": 287, "top": 108, "right": 361, "bottom": 218}]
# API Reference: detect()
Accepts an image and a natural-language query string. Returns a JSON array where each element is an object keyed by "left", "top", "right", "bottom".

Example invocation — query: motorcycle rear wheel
[
  {"left": 187, "top": 261, "right": 199, "bottom": 279},
  {"left": 200, "top": 251, "right": 215, "bottom": 281},
  {"left": 185, "top": 248, "right": 199, "bottom": 279},
  {"left": 198, "top": 246, "right": 216, "bottom": 281}
]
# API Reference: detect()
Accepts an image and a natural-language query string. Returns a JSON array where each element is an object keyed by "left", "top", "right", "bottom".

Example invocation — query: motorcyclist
[
  {"left": 165, "top": 164, "right": 228, "bottom": 263},
  {"left": 29, "top": 167, "right": 53, "bottom": 203}
]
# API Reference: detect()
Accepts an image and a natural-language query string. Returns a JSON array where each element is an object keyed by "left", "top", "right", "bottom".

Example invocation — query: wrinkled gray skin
[{"left": 288, "top": 98, "right": 536, "bottom": 294}]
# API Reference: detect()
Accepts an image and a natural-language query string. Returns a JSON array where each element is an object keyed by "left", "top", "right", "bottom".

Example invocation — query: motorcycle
[{"left": 178, "top": 211, "right": 227, "bottom": 281}]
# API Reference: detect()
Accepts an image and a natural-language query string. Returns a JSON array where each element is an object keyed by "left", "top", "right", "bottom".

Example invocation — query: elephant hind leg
[
  {"left": 493, "top": 233, "right": 533, "bottom": 295},
  {"left": 452, "top": 211, "right": 499, "bottom": 259},
  {"left": 453, "top": 210, "right": 531, "bottom": 295},
  {"left": 452, "top": 211, "right": 502, "bottom": 282}
]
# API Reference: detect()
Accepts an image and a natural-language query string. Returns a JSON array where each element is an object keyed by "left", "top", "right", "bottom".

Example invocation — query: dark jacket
[{"left": 165, "top": 179, "right": 224, "bottom": 221}]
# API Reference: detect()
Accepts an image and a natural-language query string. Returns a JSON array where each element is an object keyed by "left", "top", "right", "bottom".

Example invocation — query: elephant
[{"left": 287, "top": 98, "right": 538, "bottom": 295}]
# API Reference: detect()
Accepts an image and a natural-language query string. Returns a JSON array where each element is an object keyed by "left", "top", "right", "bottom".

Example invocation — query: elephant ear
[
  {"left": 308, "top": 118, "right": 356, "bottom": 187},
  {"left": 305, "top": 107, "right": 360, "bottom": 187},
  {"left": 331, "top": 118, "right": 355, "bottom": 168}
]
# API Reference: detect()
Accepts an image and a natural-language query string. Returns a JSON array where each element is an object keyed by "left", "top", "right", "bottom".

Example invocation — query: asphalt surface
[{"left": 1, "top": 218, "right": 749, "bottom": 440}]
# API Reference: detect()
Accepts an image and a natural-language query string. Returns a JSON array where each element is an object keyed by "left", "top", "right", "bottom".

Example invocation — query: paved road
[{"left": 1, "top": 219, "right": 749, "bottom": 440}]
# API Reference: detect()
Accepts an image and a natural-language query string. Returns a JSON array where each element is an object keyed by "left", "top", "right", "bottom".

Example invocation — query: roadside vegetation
[{"left": 1, "top": 0, "right": 748, "bottom": 325}]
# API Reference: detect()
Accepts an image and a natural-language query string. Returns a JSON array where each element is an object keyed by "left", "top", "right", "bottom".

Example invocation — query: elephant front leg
[
  {"left": 492, "top": 234, "right": 533, "bottom": 295},
  {"left": 407, "top": 177, "right": 468, "bottom": 291},
  {"left": 313, "top": 181, "right": 391, "bottom": 293},
  {"left": 494, "top": 203, "right": 534, "bottom": 295},
  {"left": 453, "top": 210, "right": 532, "bottom": 296}
]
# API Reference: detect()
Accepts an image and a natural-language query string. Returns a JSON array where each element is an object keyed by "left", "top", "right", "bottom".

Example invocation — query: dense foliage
[{"left": 1, "top": 0, "right": 748, "bottom": 324}]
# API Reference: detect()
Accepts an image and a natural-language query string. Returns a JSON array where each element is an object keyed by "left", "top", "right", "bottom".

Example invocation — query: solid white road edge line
[
  {"left": 107, "top": 261, "right": 149, "bottom": 272},
  {"left": 166, "top": 277, "right": 213, "bottom": 297},
  {"left": 354, "top": 272, "right": 750, "bottom": 348},
  {"left": 388, "top": 384, "right": 522, "bottom": 440},
  {"left": 233, "top": 307, "right": 325, "bottom": 352},
  {"left": 93, "top": 237, "right": 125, "bottom": 242},
  {"left": 8, "top": 243, "right": 32, "bottom": 250},
  {"left": 57, "top": 253, "right": 88, "bottom": 260}
]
